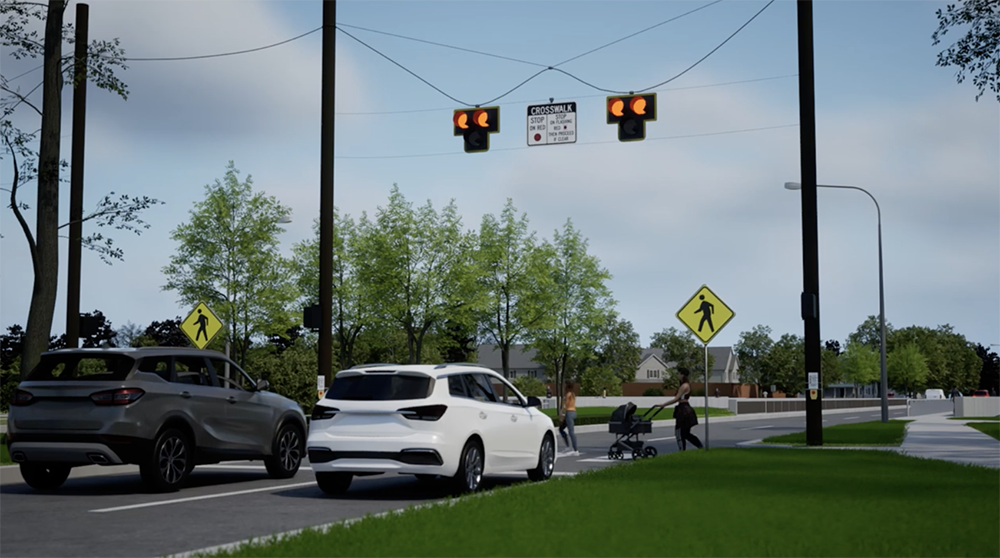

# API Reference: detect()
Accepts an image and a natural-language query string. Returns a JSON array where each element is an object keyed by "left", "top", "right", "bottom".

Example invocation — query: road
[{"left": 0, "top": 403, "right": 931, "bottom": 558}]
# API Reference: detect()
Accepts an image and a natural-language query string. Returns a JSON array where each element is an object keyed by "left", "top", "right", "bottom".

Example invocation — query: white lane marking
[
  {"left": 89, "top": 481, "right": 316, "bottom": 513},
  {"left": 647, "top": 436, "right": 674, "bottom": 442},
  {"left": 844, "top": 416, "right": 860, "bottom": 420},
  {"left": 199, "top": 464, "right": 313, "bottom": 471},
  {"left": 739, "top": 425, "right": 774, "bottom": 431}
]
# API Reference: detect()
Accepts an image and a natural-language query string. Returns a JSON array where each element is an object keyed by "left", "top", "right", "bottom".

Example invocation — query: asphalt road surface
[{"left": 1, "top": 403, "right": 928, "bottom": 558}]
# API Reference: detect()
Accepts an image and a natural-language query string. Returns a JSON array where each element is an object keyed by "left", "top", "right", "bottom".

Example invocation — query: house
[{"left": 476, "top": 344, "right": 742, "bottom": 396}]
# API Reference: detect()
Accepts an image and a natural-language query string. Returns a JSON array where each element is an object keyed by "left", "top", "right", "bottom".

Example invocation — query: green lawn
[
  {"left": 202, "top": 449, "right": 999, "bottom": 558},
  {"left": 967, "top": 422, "right": 1000, "bottom": 440},
  {"left": 541, "top": 405, "right": 732, "bottom": 426},
  {"left": 761, "top": 419, "right": 911, "bottom": 446},
  {"left": 949, "top": 416, "right": 1000, "bottom": 421},
  {"left": 1, "top": 433, "right": 10, "bottom": 466}
]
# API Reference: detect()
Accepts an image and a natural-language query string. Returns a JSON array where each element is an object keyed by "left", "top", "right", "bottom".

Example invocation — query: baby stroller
[{"left": 608, "top": 402, "right": 662, "bottom": 460}]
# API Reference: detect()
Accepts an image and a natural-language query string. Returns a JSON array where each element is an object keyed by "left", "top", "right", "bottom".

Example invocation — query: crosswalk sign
[
  {"left": 676, "top": 285, "right": 734, "bottom": 344},
  {"left": 180, "top": 302, "right": 223, "bottom": 349}
]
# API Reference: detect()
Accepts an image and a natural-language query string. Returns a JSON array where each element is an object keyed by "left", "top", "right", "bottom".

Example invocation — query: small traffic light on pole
[
  {"left": 606, "top": 93, "right": 656, "bottom": 141},
  {"left": 454, "top": 106, "right": 499, "bottom": 153}
]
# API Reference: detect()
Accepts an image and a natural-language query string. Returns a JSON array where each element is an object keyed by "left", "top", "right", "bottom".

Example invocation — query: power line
[
  {"left": 111, "top": 26, "right": 322, "bottom": 62},
  {"left": 334, "top": 74, "right": 797, "bottom": 115},
  {"left": 335, "top": 124, "right": 798, "bottom": 159}
]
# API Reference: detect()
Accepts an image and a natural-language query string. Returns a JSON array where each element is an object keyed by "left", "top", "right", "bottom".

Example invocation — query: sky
[{"left": 1, "top": 0, "right": 998, "bottom": 354}]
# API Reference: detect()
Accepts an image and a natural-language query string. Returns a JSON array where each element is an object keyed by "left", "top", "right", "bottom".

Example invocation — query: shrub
[
  {"left": 643, "top": 387, "right": 664, "bottom": 397},
  {"left": 0, "top": 358, "right": 20, "bottom": 413},
  {"left": 244, "top": 339, "right": 318, "bottom": 415},
  {"left": 511, "top": 376, "right": 546, "bottom": 397}
]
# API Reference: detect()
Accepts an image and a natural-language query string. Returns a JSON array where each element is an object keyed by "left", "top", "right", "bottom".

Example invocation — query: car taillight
[
  {"left": 90, "top": 388, "right": 144, "bottom": 406},
  {"left": 399, "top": 404, "right": 447, "bottom": 421},
  {"left": 311, "top": 406, "right": 340, "bottom": 421},
  {"left": 11, "top": 389, "right": 34, "bottom": 406}
]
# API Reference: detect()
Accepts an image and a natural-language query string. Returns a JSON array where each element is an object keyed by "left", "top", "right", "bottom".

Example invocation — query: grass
[
  {"left": 201, "top": 449, "right": 999, "bottom": 558},
  {"left": 761, "top": 419, "right": 911, "bottom": 446},
  {"left": 967, "top": 422, "right": 1000, "bottom": 440},
  {"left": 949, "top": 416, "right": 1000, "bottom": 421},
  {"left": 541, "top": 405, "right": 732, "bottom": 426},
  {"left": 1, "top": 433, "right": 10, "bottom": 466}
]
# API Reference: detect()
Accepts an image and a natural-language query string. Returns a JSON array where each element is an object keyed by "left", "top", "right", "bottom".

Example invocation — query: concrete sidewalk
[{"left": 739, "top": 411, "right": 1000, "bottom": 469}]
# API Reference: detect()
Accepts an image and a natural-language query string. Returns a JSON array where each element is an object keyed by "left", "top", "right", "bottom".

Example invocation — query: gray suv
[{"left": 6, "top": 347, "right": 307, "bottom": 492}]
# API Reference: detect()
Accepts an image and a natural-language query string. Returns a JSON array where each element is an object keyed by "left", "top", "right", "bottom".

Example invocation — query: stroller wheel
[
  {"left": 644, "top": 446, "right": 658, "bottom": 458},
  {"left": 608, "top": 448, "right": 616, "bottom": 460},
  {"left": 631, "top": 449, "right": 641, "bottom": 460},
  {"left": 614, "top": 450, "right": 624, "bottom": 460}
]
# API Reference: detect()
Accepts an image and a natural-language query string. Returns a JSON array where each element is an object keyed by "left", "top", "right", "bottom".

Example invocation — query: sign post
[
  {"left": 180, "top": 302, "right": 223, "bottom": 350},
  {"left": 676, "top": 285, "right": 735, "bottom": 450}
]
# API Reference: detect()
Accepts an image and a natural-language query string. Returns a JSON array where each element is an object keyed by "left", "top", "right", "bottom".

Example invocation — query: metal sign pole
[{"left": 704, "top": 343, "right": 709, "bottom": 450}]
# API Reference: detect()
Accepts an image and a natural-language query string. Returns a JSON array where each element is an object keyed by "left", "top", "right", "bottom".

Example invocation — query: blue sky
[{"left": 1, "top": 0, "right": 997, "bottom": 353}]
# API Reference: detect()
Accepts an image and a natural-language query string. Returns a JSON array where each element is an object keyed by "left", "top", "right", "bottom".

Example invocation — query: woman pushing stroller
[{"left": 653, "top": 368, "right": 704, "bottom": 451}]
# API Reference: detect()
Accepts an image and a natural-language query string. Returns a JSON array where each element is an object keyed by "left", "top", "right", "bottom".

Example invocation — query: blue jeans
[{"left": 560, "top": 410, "right": 578, "bottom": 451}]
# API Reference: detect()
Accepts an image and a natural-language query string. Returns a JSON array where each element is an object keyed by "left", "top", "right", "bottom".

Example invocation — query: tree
[
  {"left": 973, "top": 343, "right": 999, "bottom": 394},
  {"left": 848, "top": 315, "right": 895, "bottom": 353},
  {"left": 821, "top": 343, "right": 843, "bottom": 388},
  {"left": 932, "top": 0, "right": 1000, "bottom": 102},
  {"left": 579, "top": 365, "right": 622, "bottom": 397},
  {"left": 511, "top": 376, "right": 546, "bottom": 398},
  {"left": 764, "top": 333, "right": 805, "bottom": 396},
  {"left": 132, "top": 317, "right": 187, "bottom": 347},
  {"left": 841, "top": 340, "right": 880, "bottom": 397},
  {"left": 734, "top": 324, "right": 773, "bottom": 397},
  {"left": 594, "top": 314, "right": 641, "bottom": 385},
  {"left": 529, "top": 219, "right": 615, "bottom": 411},
  {"left": 353, "top": 186, "right": 480, "bottom": 364},
  {"left": 888, "top": 342, "right": 929, "bottom": 397},
  {"left": 244, "top": 338, "right": 317, "bottom": 415},
  {"left": 649, "top": 326, "right": 715, "bottom": 382},
  {"left": 475, "top": 199, "right": 553, "bottom": 378},
  {"left": 2, "top": 0, "right": 160, "bottom": 376},
  {"left": 161, "top": 162, "right": 295, "bottom": 367},
  {"left": 892, "top": 324, "right": 981, "bottom": 392},
  {"left": 292, "top": 210, "right": 368, "bottom": 369},
  {"left": 115, "top": 320, "right": 143, "bottom": 348}
]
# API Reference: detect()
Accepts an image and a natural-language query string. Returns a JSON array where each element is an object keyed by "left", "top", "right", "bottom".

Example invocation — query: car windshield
[
  {"left": 26, "top": 353, "right": 135, "bottom": 382},
  {"left": 326, "top": 373, "right": 432, "bottom": 401}
]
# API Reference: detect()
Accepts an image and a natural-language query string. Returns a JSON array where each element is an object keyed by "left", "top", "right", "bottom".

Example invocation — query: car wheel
[
  {"left": 316, "top": 472, "right": 352, "bottom": 495},
  {"left": 140, "top": 428, "right": 192, "bottom": 493},
  {"left": 20, "top": 463, "right": 71, "bottom": 491},
  {"left": 264, "top": 423, "right": 303, "bottom": 479},
  {"left": 527, "top": 434, "right": 555, "bottom": 482},
  {"left": 451, "top": 439, "right": 484, "bottom": 494}
]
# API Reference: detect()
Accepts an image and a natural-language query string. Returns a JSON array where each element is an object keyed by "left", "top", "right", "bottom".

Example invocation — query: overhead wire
[{"left": 110, "top": 26, "right": 322, "bottom": 61}]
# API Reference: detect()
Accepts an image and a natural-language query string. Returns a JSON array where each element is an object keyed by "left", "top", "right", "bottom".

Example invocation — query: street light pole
[{"left": 785, "top": 181, "right": 888, "bottom": 422}]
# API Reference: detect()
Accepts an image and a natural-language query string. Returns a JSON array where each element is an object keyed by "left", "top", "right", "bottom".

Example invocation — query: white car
[{"left": 307, "top": 363, "right": 557, "bottom": 495}]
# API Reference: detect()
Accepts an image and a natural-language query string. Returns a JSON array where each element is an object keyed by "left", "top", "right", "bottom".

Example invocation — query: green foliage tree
[
  {"left": 932, "top": 0, "right": 1000, "bottom": 102},
  {"left": 974, "top": 343, "right": 999, "bottom": 394},
  {"left": 766, "top": 333, "right": 805, "bottom": 396},
  {"left": 891, "top": 324, "right": 982, "bottom": 392},
  {"left": 1, "top": 1, "right": 164, "bottom": 376},
  {"left": 243, "top": 338, "right": 317, "bottom": 415},
  {"left": 579, "top": 364, "right": 622, "bottom": 396},
  {"left": 475, "top": 199, "right": 553, "bottom": 378},
  {"left": 594, "top": 314, "right": 641, "bottom": 385},
  {"left": 161, "top": 162, "right": 295, "bottom": 367},
  {"left": 353, "top": 186, "right": 481, "bottom": 364},
  {"left": 511, "top": 376, "right": 546, "bottom": 398},
  {"left": 887, "top": 342, "right": 929, "bottom": 397},
  {"left": 649, "top": 326, "right": 714, "bottom": 381},
  {"left": 841, "top": 340, "right": 880, "bottom": 397},
  {"left": 848, "top": 315, "right": 895, "bottom": 353},
  {"left": 530, "top": 219, "right": 615, "bottom": 410},
  {"left": 643, "top": 387, "right": 664, "bottom": 397},
  {"left": 821, "top": 344, "right": 843, "bottom": 388},
  {"left": 292, "top": 210, "right": 368, "bottom": 369},
  {"left": 734, "top": 324, "right": 774, "bottom": 397}
]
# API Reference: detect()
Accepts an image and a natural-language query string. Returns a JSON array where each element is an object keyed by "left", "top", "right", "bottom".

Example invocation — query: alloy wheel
[
  {"left": 541, "top": 437, "right": 555, "bottom": 477},
  {"left": 278, "top": 428, "right": 301, "bottom": 471},
  {"left": 158, "top": 435, "right": 188, "bottom": 485},
  {"left": 464, "top": 445, "right": 483, "bottom": 491}
]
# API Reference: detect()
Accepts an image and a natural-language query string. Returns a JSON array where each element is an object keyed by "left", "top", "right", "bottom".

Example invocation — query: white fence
[
  {"left": 547, "top": 396, "right": 731, "bottom": 410},
  {"left": 955, "top": 397, "right": 1000, "bottom": 418}
]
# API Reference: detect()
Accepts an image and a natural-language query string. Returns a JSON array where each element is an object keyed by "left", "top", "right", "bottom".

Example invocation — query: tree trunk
[{"left": 22, "top": 0, "right": 66, "bottom": 378}]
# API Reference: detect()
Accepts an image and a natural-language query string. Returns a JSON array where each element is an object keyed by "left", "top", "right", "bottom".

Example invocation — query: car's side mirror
[
  {"left": 526, "top": 396, "right": 542, "bottom": 408},
  {"left": 255, "top": 378, "right": 270, "bottom": 392}
]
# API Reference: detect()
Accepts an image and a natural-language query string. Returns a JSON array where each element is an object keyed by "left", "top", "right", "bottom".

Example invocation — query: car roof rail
[
  {"left": 433, "top": 362, "right": 482, "bottom": 369},
  {"left": 348, "top": 363, "right": 399, "bottom": 369}
]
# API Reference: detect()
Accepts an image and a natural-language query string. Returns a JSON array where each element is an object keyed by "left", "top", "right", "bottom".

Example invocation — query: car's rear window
[
  {"left": 326, "top": 373, "right": 432, "bottom": 401},
  {"left": 26, "top": 353, "right": 136, "bottom": 382}
]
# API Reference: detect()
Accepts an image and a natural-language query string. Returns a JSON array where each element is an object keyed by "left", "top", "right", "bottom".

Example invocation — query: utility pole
[
  {"left": 796, "top": 0, "right": 822, "bottom": 446},
  {"left": 66, "top": 3, "right": 89, "bottom": 349},
  {"left": 318, "top": 0, "right": 336, "bottom": 388}
]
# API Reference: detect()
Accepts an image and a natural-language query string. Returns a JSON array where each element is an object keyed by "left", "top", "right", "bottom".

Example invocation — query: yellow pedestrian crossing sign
[
  {"left": 180, "top": 302, "right": 223, "bottom": 349},
  {"left": 676, "top": 285, "right": 734, "bottom": 345}
]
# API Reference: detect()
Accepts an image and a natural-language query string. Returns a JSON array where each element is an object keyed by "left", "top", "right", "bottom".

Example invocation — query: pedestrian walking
[
  {"left": 559, "top": 382, "right": 579, "bottom": 456},
  {"left": 654, "top": 368, "right": 703, "bottom": 451}
]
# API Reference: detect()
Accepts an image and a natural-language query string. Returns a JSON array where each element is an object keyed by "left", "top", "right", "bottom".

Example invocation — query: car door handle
[
  {"left": 227, "top": 396, "right": 237, "bottom": 404},
  {"left": 179, "top": 391, "right": 192, "bottom": 399},
  {"left": 479, "top": 412, "right": 487, "bottom": 420},
  {"left": 510, "top": 415, "right": 517, "bottom": 422}
]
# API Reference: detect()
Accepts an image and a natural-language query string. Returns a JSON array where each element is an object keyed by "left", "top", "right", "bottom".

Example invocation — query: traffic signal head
[
  {"left": 606, "top": 93, "right": 656, "bottom": 142},
  {"left": 453, "top": 106, "right": 499, "bottom": 153}
]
